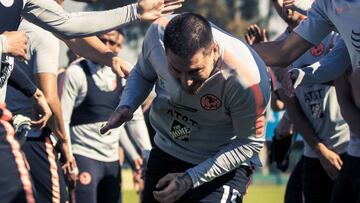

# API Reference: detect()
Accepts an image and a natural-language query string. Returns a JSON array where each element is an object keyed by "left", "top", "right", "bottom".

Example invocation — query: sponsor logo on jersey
[
  {"left": 200, "top": 94, "right": 222, "bottom": 110},
  {"left": 304, "top": 89, "right": 325, "bottom": 119},
  {"left": 310, "top": 43, "right": 325, "bottom": 56},
  {"left": 169, "top": 120, "right": 191, "bottom": 141},
  {"left": 79, "top": 172, "right": 92, "bottom": 185},
  {"left": 0, "top": 0, "right": 14, "bottom": 7},
  {"left": 167, "top": 109, "right": 198, "bottom": 126},
  {"left": 351, "top": 29, "right": 360, "bottom": 52}
]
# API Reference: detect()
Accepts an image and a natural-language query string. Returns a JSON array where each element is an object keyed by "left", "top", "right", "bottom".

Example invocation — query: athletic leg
[
  {"left": 74, "top": 154, "right": 103, "bottom": 203},
  {"left": 97, "top": 161, "right": 121, "bottom": 203}
]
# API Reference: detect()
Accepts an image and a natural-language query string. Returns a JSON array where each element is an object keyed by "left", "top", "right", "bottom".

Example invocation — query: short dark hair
[{"left": 164, "top": 13, "right": 213, "bottom": 59}]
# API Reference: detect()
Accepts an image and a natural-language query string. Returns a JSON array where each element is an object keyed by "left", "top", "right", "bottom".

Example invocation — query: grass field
[{"left": 122, "top": 170, "right": 285, "bottom": 203}]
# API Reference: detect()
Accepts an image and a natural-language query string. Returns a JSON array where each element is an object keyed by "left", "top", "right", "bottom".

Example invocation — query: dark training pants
[
  {"left": 0, "top": 118, "right": 35, "bottom": 203},
  {"left": 74, "top": 154, "right": 122, "bottom": 203},
  {"left": 142, "top": 146, "right": 253, "bottom": 203},
  {"left": 22, "top": 136, "right": 67, "bottom": 203}
]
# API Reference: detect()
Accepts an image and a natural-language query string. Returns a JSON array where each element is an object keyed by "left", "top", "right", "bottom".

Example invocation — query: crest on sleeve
[{"left": 310, "top": 43, "right": 325, "bottom": 56}]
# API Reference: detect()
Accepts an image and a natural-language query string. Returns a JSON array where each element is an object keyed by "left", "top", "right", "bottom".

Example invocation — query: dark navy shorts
[
  {"left": 74, "top": 154, "right": 121, "bottom": 203},
  {"left": 0, "top": 119, "right": 36, "bottom": 203},
  {"left": 142, "top": 146, "right": 253, "bottom": 203},
  {"left": 22, "top": 135, "right": 67, "bottom": 203}
]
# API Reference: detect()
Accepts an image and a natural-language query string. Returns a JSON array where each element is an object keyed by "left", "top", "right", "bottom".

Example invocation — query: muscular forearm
[
  {"left": 252, "top": 32, "right": 312, "bottom": 67},
  {"left": 63, "top": 36, "right": 117, "bottom": 68},
  {"left": 186, "top": 138, "right": 263, "bottom": 188},
  {"left": 36, "top": 73, "right": 70, "bottom": 144},
  {"left": 23, "top": 0, "right": 139, "bottom": 39},
  {"left": 46, "top": 98, "right": 68, "bottom": 142}
]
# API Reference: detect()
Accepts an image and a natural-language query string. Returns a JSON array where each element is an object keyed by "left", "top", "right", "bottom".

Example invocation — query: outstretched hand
[
  {"left": 138, "top": 0, "right": 184, "bottom": 21},
  {"left": 100, "top": 106, "right": 133, "bottom": 135},
  {"left": 245, "top": 24, "right": 268, "bottom": 45}
]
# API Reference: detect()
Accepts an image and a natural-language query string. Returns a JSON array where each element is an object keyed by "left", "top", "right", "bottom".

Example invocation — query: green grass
[
  {"left": 122, "top": 185, "right": 285, "bottom": 203},
  {"left": 122, "top": 169, "right": 285, "bottom": 203},
  {"left": 244, "top": 185, "right": 284, "bottom": 203}
]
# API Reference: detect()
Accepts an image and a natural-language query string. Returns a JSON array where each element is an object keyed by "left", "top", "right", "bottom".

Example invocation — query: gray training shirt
[{"left": 118, "top": 15, "right": 271, "bottom": 188}]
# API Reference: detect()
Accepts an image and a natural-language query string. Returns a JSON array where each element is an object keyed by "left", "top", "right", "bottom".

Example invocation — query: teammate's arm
[
  {"left": 36, "top": 73, "right": 77, "bottom": 166},
  {"left": 288, "top": 39, "right": 351, "bottom": 89},
  {"left": 61, "top": 36, "right": 130, "bottom": 78},
  {"left": 253, "top": 0, "right": 333, "bottom": 67},
  {"left": 278, "top": 89, "right": 343, "bottom": 180},
  {"left": 100, "top": 42, "right": 158, "bottom": 134},
  {"left": 8, "top": 64, "right": 52, "bottom": 128},
  {"left": 32, "top": 33, "right": 78, "bottom": 183},
  {"left": 22, "top": 0, "right": 183, "bottom": 39},
  {"left": 252, "top": 32, "right": 312, "bottom": 67}
]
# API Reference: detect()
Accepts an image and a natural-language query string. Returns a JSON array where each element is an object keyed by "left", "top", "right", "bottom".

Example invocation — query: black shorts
[
  {"left": 142, "top": 146, "right": 253, "bottom": 203},
  {"left": 284, "top": 156, "right": 303, "bottom": 203},
  {"left": 331, "top": 154, "right": 360, "bottom": 203},
  {"left": 0, "top": 119, "right": 35, "bottom": 203},
  {"left": 22, "top": 135, "right": 67, "bottom": 203},
  {"left": 302, "top": 155, "right": 345, "bottom": 203},
  {"left": 74, "top": 154, "right": 121, "bottom": 203}
]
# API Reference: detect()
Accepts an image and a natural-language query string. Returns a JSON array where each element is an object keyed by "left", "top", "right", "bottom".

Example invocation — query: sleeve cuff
[
  {"left": 289, "top": 68, "right": 305, "bottom": 89},
  {"left": 185, "top": 168, "right": 200, "bottom": 188},
  {"left": 132, "top": 3, "right": 141, "bottom": 20},
  {"left": 0, "top": 35, "right": 8, "bottom": 54}
]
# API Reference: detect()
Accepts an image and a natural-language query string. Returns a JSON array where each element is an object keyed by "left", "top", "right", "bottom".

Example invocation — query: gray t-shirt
[{"left": 293, "top": 85, "right": 349, "bottom": 158}]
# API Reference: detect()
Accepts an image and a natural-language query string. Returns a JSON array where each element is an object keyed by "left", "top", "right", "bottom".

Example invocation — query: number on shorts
[{"left": 220, "top": 185, "right": 241, "bottom": 203}]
